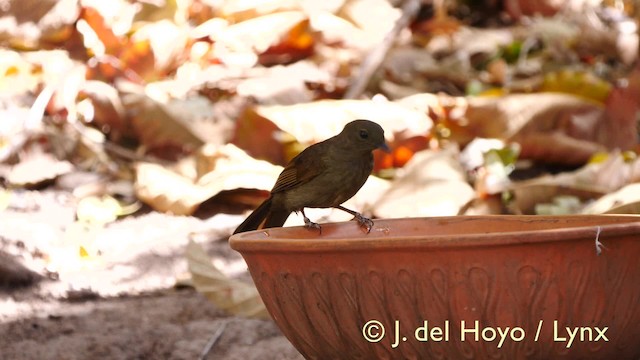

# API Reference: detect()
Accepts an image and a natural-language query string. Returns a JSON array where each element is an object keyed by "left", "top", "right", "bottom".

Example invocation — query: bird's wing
[{"left": 271, "top": 144, "right": 326, "bottom": 193}]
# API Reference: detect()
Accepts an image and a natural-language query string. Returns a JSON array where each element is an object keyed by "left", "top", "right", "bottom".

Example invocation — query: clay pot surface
[{"left": 230, "top": 215, "right": 640, "bottom": 359}]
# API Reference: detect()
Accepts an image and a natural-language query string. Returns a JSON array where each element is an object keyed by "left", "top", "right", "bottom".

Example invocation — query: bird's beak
[{"left": 379, "top": 142, "right": 391, "bottom": 153}]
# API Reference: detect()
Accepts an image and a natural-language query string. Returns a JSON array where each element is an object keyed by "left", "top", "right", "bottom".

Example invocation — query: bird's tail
[{"left": 233, "top": 198, "right": 290, "bottom": 234}]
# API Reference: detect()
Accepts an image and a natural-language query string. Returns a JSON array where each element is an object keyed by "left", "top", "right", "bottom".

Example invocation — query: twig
[
  {"left": 198, "top": 321, "right": 228, "bottom": 360},
  {"left": 343, "top": 0, "right": 422, "bottom": 99}
]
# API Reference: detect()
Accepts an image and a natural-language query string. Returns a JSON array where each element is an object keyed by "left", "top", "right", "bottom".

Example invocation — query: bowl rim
[{"left": 229, "top": 214, "right": 640, "bottom": 253}]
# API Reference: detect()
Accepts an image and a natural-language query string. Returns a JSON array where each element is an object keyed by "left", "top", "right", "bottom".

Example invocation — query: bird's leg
[
  {"left": 335, "top": 205, "right": 373, "bottom": 234},
  {"left": 300, "top": 208, "right": 322, "bottom": 234}
]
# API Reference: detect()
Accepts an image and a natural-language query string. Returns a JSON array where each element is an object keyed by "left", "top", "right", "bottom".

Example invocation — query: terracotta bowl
[{"left": 229, "top": 215, "right": 640, "bottom": 359}]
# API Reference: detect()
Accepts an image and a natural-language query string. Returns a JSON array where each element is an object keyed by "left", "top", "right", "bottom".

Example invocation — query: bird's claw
[
  {"left": 353, "top": 213, "right": 373, "bottom": 234},
  {"left": 304, "top": 218, "right": 322, "bottom": 234}
]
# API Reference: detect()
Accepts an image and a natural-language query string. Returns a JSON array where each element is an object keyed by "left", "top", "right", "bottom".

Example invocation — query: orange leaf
[
  {"left": 80, "top": 7, "right": 123, "bottom": 55},
  {"left": 232, "top": 108, "right": 287, "bottom": 166},
  {"left": 258, "top": 18, "right": 314, "bottom": 66}
]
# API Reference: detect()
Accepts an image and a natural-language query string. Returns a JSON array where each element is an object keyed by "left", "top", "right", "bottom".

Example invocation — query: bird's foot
[
  {"left": 304, "top": 217, "right": 322, "bottom": 234},
  {"left": 301, "top": 209, "right": 322, "bottom": 234},
  {"left": 352, "top": 213, "right": 373, "bottom": 234}
]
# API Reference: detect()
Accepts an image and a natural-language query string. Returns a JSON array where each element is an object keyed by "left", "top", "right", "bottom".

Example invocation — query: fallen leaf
[
  {"left": 126, "top": 92, "right": 206, "bottom": 159},
  {"left": 540, "top": 70, "right": 611, "bottom": 103},
  {"left": 236, "top": 61, "right": 330, "bottom": 105},
  {"left": 339, "top": 0, "right": 400, "bottom": 44},
  {"left": 507, "top": 181, "right": 604, "bottom": 215},
  {"left": 79, "top": 0, "right": 136, "bottom": 39},
  {"left": 80, "top": 80, "right": 126, "bottom": 139},
  {"left": 253, "top": 98, "right": 432, "bottom": 144},
  {"left": 235, "top": 98, "right": 431, "bottom": 165},
  {"left": 7, "top": 153, "right": 74, "bottom": 188},
  {"left": 426, "top": 26, "right": 514, "bottom": 60},
  {"left": 231, "top": 107, "right": 288, "bottom": 166},
  {"left": 0, "top": 188, "right": 11, "bottom": 211},
  {"left": 503, "top": 153, "right": 640, "bottom": 215},
  {"left": 582, "top": 183, "right": 640, "bottom": 214},
  {"left": 78, "top": 6, "right": 122, "bottom": 56},
  {"left": 308, "top": 11, "right": 375, "bottom": 50},
  {"left": 186, "top": 240, "right": 269, "bottom": 319},
  {"left": 373, "top": 146, "right": 475, "bottom": 218},
  {"left": 211, "top": 11, "right": 313, "bottom": 67},
  {"left": 466, "top": 93, "right": 610, "bottom": 164},
  {"left": 601, "top": 67, "right": 640, "bottom": 153},
  {"left": 195, "top": 144, "right": 284, "bottom": 202},
  {"left": 504, "top": 0, "right": 574, "bottom": 18},
  {"left": 135, "top": 144, "right": 282, "bottom": 215},
  {"left": 0, "top": 49, "right": 41, "bottom": 95},
  {"left": 76, "top": 195, "right": 122, "bottom": 225},
  {"left": 218, "top": 0, "right": 300, "bottom": 23},
  {"left": 132, "top": 19, "right": 189, "bottom": 74},
  {"left": 134, "top": 0, "right": 183, "bottom": 24},
  {"left": 135, "top": 162, "right": 205, "bottom": 215},
  {"left": 534, "top": 195, "right": 583, "bottom": 215},
  {"left": 0, "top": 0, "right": 79, "bottom": 49},
  {"left": 52, "top": 220, "right": 105, "bottom": 272}
]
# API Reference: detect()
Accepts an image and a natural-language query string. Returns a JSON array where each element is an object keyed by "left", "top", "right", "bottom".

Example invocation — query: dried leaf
[
  {"left": 540, "top": 70, "right": 611, "bottom": 103},
  {"left": 80, "top": 80, "right": 126, "bottom": 139},
  {"left": 212, "top": 11, "right": 313, "bottom": 67},
  {"left": 79, "top": 6, "right": 122, "bottom": 56},
  {"left": 196, "top": 144, "right": 282, "bottom": 191},
  {"left": 134, "top": 0, "right": 182, "bottom": 24},
  {"left": 535, "top": 195, "right": 584, "bottom": 215},
  {"left": 76, "top": 195, "right": 122, "bottom": 225},
  {"left": 503, "top": 154, "right": 640, "bottom": 215},
  {"left": 0, "top": 0, "right": 79, "bottom": 49},
  {"left": 186, "top": 240, "right": 269, "bottom": 319},
  {"left": 79, "top": 0, "right": 136, "bottom": 40},
  {"left": 235, "top": 98, "right": 432, "bottom": 166},
  {"left": 373, "top": 147, "right": 475, "bottom": 218},
  {"left": 132, "top": 20, "right": 189, "bottom": 74},
  {"left": 218, "top": 0, "right": 300, "bottom": 22},
  {"left": 514, "top": 132, "right": 605, "bottom": 166},
  {"left": 339, "top": 0, "right": 400, "bottom": 44},
  {"left": 253, "top": 98, "right": 432, "bottom": 144},
  {"left": 135, "top": 144, "right": 282, "bottom": 215},
  {"left": 509, "top": 182, "right": 601, "bottom": 215},
  {"left": 127, "top": 93, "right": 206, "bottom": 159},
  {"left": 231, "top": 107, "right": 287, "bottom": 165},
  {"left": 236, "top": 61, "right": 330, "bottom": 105},
  {"left": 465, "top": 93, "right": 609, "bottom": 164},
  {"left": 0, "top": 50, "right": 41, "bottom": 95},
  {"left": 309, "top": 11, "right": 375, "bottom": 50},
  {"left": 582, "top": 183, "right": 640, "bottom": 214},
  {"left": 7, "top": 153, "right": 73, "bottom": 188},
  {"left": 426, "top": 27, "right": 514, "bottom": 59},
  {"left": 601, "top": 69, "right": 640, "bottom": 153},
  {"left": 0, "top": 188, "right": 10, "bottom": 211},
  {"left": 57, "top": 221, "right": 103, "bottom": 271},
  {"left": 505, "top": 0, "right": 571, "bottom": 18},
  {"left": 135, "top": 162, "right": 207, "bottom": 215}
]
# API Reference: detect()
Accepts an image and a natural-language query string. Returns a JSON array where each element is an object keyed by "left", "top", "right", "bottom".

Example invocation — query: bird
[{"left": 233, "top": 119, "right": 389, "bottom": 235}]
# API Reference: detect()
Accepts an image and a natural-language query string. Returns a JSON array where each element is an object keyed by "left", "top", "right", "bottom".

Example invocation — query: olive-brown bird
[{"left": 233, "top": 119, "right": 389, "bottom": 235}]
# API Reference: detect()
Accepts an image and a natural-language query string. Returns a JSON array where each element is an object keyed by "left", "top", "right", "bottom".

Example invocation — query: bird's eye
[{"left": 359, "top": 129, "right": 369, "bottom": 139}]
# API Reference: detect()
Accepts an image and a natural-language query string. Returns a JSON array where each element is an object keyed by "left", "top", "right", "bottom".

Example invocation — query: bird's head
[{"left": 341, "top": 119, "right": 390, "bottom": 153}]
